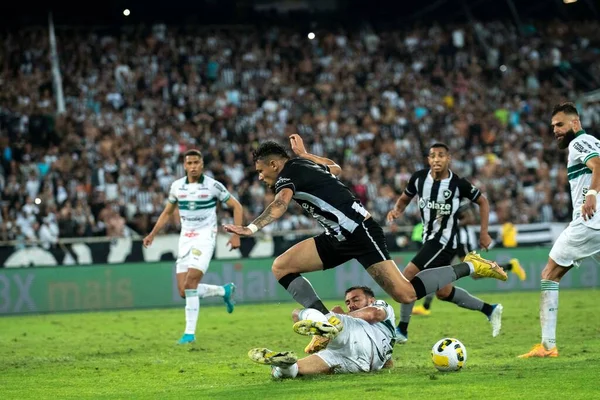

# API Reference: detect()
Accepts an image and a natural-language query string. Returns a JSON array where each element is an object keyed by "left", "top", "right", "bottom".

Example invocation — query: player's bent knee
[
  {"left": 541, "top": 258, "right": 569, "bottom": 281},
  {"left": 403, "top": 263, "right": 420, "bottom": 280},
  {"left": 271, "top": 256, "right": 289, "bottom": 279},
  {"left": 393, "top": 289, "right": 417, "bottom": 304},
  {"left": 435, "top": 285, "right": 453, "bottom": 300},
  {"left": 184, "top": 268, "right": 204, "bottom": 289}
]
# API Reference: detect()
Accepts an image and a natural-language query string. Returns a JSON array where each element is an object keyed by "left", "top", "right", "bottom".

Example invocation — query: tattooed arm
[{"left": 222, "top": 188, "right": 294, "bottom": 236}]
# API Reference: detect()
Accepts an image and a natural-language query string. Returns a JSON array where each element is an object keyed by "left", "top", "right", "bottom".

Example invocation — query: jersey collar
[
  {"left": 428, "top": 169, "right": 453, "bottom": 181},
  {"left": 185, "top": 174, "right": 205, "bottom": 184},
  {"left": 575, "top": 130, "right": 586, "bottom": 137}
]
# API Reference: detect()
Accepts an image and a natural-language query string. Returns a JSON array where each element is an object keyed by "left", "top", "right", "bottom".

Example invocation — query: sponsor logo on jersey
[
  {"left": 180, "top": 195, "right": 187, "bottom": 199},
  {"left": 275, "top": 177, "right": 291, "bottom": 187},
  {"left": 419, "top": 198, "right": 452, "bottom": 215},
  {"left": 184, "top": 231, "right": 199, "bottom": 238},
  {"left": 213, "top": 182, "right": 227, "bottom": 193}
]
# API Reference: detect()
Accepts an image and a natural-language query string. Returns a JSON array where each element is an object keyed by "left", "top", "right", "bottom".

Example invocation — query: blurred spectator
[{"left": 0, "top": 20, "right": 599, "bottom": 243}]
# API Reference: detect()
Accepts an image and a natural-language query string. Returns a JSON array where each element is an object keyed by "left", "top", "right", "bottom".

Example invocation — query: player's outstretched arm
[
  {"left": 143, "top": 202, "right": 177, "bottom": 247},
  {"left": 289, "top": 134, "right": 342, "bottom": 176},
  {"left": 475, "top": 195, "right": 492, "bottom": 250},
  {"left": 223, "top": 188, "right": 293, "bottom": 236},
  {"left": 387, "top": 193, "right": 413, "bottom": 222},
  {"left": 224, "top": 195, "right": 244, "bottom": 250},
  {"left": 582, "top": 156, "right": 600, "bottom": 221},
  {"left": 347, "top": 306, "right": 387, "bottom": 324}
]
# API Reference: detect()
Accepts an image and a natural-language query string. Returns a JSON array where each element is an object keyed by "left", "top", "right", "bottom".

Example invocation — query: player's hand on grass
[
  {"left": 479, "top": 231, "right": 492, "bottom": 251},
  {"left": 142, "top": 234, "right": 154, "bottom": 248},
  {"left": 582, "top": 195, "right": 596, "bottom": 221},
  {"left": 386, "top": 208, "right": 402, "bottom": 223},
  {"left": 289, "top": 134, "right": 308, "bottom": 156},
  {"left": 227, "top": 234, "right": 241, "bottom": 250},
  {"left": 223, "top": 224, "right": 254, "bottom": 237}
]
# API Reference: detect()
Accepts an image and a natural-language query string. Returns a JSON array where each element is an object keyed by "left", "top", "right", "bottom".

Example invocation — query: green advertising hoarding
[{"left": 1, "top": 248, "right": 598, "bottom": 315}]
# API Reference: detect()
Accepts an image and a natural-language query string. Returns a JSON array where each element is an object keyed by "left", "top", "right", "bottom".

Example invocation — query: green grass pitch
[{"left": 1, "top": 289, "right": 599, "bottom": 400}]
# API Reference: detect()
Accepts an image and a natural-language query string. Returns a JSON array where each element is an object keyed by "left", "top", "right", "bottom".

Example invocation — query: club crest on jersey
[{"left": 443, "top": 189, "right": 452, "bottom": 199}]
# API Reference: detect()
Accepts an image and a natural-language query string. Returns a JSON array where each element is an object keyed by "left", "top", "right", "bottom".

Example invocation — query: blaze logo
[{"left": 419, "top": 198, "right": 452, "bottom": 215}]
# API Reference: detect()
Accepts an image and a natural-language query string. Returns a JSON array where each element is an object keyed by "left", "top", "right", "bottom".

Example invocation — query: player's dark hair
[
  {"left": 552, "top": 102, "right": 579, "bottom": 117},
  {"left": 252, "top": 141, "right": 290, "bottom": 163},
  {"left": 184, "top": 149, "right": 203, "bottom": 159},
  {"left": 430, "top": 142, "right": 450, "bottom": 152},
  {"left": 345, "top": 286, "right": 375, "bottom": 298}
]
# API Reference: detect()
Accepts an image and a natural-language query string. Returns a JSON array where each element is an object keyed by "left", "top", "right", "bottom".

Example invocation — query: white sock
[
  {"left": 184, "top": 289, "right": 199, "bottom": 335},
  {"left": 298, "top": 308, "right": 329, "bottom": 323},
  {"left": 197, "top": 284, "right": 225, "bottom": 298},
  {"left": 540, "top": 280, "right": 559, "bottom": 349},
  {"left": 272, "top": 363, "right": 299, "bottom": 379},
  {"left": 465, "top": 262, "right": 475, "bottom": 275}
]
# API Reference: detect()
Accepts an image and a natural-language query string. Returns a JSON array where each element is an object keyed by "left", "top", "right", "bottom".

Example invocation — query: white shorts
[
  {"left": 316, "top": 315, "right": 393, "bottom": 373},
  {"left": 549, "top": 222, "right": 600, "bottom": 267},
  {"left": 176, "top": 227, "right": 217, "bottom": 274}
]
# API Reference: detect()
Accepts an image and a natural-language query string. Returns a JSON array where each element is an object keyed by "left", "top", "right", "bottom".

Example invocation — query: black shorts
[
  {"left": 314, "top": 218, "right": 391, "bottom": 270},
  {"left": 411, "top": 240, "right": 457, "bottom": 271}
]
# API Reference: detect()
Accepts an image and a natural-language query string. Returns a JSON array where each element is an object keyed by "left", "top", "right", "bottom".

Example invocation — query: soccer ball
[{"left": 431, "top": 338, "right": 467, "bottom": 372}]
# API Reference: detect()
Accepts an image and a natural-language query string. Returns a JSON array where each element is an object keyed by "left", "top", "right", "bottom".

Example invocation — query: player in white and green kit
[
  {"left": 520, "top": 103, "right": 600, "bottom": 358},
  {"left": 143, "top": 150, "right": 244, "bottom": 344},
  {"left": 248, "top": 286, "right": 396, "bottom": 378}
]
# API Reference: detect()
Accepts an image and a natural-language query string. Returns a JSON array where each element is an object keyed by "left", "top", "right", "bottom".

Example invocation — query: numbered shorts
[
  {"left": 176, "top": 228, "right": 217, "bottom": 274},
  {"left": 315, "top": 315, "right": 392, "bottom": 373},
  {"left": 549, "top": 222, "right": 600, "bottom": 267}
]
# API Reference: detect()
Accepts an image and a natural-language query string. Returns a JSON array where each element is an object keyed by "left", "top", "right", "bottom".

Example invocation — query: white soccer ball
[{"left": 431, "top": 338, "right": 467, "bottom": 372}]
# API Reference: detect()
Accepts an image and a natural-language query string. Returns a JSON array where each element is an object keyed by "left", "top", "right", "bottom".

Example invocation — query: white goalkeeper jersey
[
  {"left": 567, "top": 131, "right": 600, "bottom": 229},
  {"left": 168, "top": 175, "right": 231, "bottom": 232}
]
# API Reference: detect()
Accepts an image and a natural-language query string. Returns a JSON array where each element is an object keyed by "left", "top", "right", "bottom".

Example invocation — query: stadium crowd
[{"left": 1, "top": 20, "right": 600, "bottom": 246}]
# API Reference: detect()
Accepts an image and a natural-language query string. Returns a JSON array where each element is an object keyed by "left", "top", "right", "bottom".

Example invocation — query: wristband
[
  {"left": 247, "top": 224, "right": 259, "bottom": 234},
  {"left": 586, "top": 190, "right": 598, "bottom": 197}
]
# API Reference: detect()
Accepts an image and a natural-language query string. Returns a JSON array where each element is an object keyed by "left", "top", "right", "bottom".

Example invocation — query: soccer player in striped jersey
[
  {"left": 520, "top": 103, "right": 600, "bottom": 358},
  {"left": 387, "top": 143, "right": 503, "bottom": 343},
  {"left": 143, "top": 149, "right": 244, "bottom": 344},
  {"left": 415, "top": 200, "right": 526, "bottom": 316}
]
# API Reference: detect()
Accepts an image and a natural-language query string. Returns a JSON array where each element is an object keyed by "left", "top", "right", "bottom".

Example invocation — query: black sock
[
  {"left": 278, "top": 273, "right": 329, "bottom": 314},
  {"left": 397, "top": 322, "right": 409, "bottom": 336},
  {"left": 501, "top": 263, "right": 512, "bottom": 271},
  {"left": 440, "top": 287, "right": 456, "bottom": 302},
  {"left": 481, "top": 303, "right": 494, "bottom": 317},
  {"left": 422, "top": 293, "right": 435, "bottom": 310}
]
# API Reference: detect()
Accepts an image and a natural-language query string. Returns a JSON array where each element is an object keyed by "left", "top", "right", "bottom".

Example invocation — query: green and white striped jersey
[
  {"left": 567, "top": 130, "right": 600, "bottom": 229},
  {"left": 168, "top": 174, "right": 231, "bottom": 232}
]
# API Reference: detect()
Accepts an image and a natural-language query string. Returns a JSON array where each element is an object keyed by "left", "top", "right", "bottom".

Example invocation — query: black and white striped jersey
[
  {"left": 274, "top": 158, "right": 369, "bottom": 241},
  {"left": 404, "top": 169, "right": 481, "bottom": 248}
]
